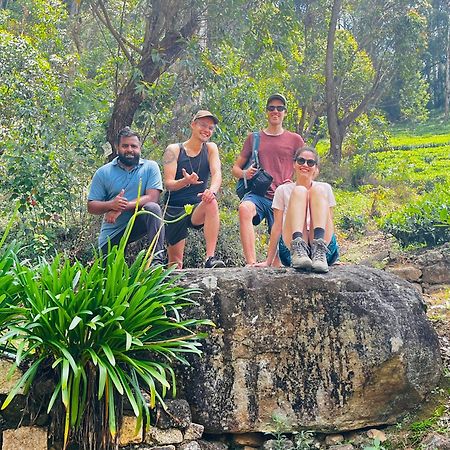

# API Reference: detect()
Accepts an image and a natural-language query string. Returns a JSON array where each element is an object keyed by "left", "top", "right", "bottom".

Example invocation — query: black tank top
[{"left": 167, "top": 143, "right": 211, "bottom": 207}]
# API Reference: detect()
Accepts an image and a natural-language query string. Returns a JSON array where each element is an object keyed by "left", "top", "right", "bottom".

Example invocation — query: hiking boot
[
  {"left": 311, "top": 238, "right": 329, "bottom": 273},
  {"left": 290, "top": 237, "right": 312, "bottom": 270},
  {"left": 204, "top": 256, "right": 226, "bottom": 268}
]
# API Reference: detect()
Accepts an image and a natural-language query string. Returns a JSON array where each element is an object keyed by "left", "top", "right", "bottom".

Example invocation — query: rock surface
[
  {"left": 176, "top": 265, "right": 442, "bottom": 433},
  {"left": 2, "top": 426, "right": 47, "bottom": 450}
]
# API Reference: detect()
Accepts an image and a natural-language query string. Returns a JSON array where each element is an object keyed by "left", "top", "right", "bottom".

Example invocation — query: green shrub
[
  {"left": 334, "top": 189, "right": 371, "bottom": 237},
  {"left": 370, "top": 146, "right": 450, "bottom": 187},
  {"left": 381, "top": 182, "right": 450, "bottom": 247},
  {"left": 339, "top": 214, "right": 367, "bottom": 236},
  {"left": 0, "top": 211, "right": 213, "bottom": 450},
  {"left": 183, "top": 205, "right": 246, "bottom": 268}
]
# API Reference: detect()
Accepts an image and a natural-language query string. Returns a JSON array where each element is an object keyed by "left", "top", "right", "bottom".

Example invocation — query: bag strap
[
  {"left": 252, "top": 131, "right": 261, "bottom": 167},
  {"left": 242, "top": 132, "right": 261, "bottom": 190}
]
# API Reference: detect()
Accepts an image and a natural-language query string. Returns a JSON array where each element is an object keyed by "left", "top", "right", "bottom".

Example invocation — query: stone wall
[{"left": 385, "top": 243, "right": 449, "bottom": 294}]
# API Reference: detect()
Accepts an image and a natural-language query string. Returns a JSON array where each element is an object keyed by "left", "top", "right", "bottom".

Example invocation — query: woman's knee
[
  {"left": 309, "top": 184, "right": 327, "bottom": 198},
  {"left": 291, "top": 185, "right": 309, "bottom": 199}
]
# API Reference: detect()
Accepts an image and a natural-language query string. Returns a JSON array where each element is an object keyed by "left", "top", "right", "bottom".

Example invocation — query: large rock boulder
[{"left": 175, "top": 265, "right": 442, "bottom": 433}]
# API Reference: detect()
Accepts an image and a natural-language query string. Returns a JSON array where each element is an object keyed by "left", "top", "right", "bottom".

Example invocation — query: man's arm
[
  {"left": 103, "top": 188, "right": 161, "bottom": 224},
  {"left": 162, "top": 143, "right": 202, "bottom": 191},
  {"left": 232, "top": 154, "right": 258, "bottom": 181},
  {"left": 207, "top": 142, "right": 222, "bottom": 193},
  {"left": 199, "top": 142, "right": 221, "bottom": 204},
  {"left": 232, "top": 134, "right": 258, "bottom": 181},
  {"left": 125, "top": 188, "right": 161, "bottom": 211},
  {"left": 87, "top": 189, "right": 128, "bottom": 215}
]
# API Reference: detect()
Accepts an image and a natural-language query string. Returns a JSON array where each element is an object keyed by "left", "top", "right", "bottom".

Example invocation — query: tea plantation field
[{"left": 334, "top": 117, "right": 450, "bottom": 250}]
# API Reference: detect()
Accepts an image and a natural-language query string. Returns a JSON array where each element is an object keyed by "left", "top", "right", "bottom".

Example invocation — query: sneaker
[
  {"left": 204, "top": 256, "right": 226, "bottom": 268},
  {"left": 310, "top": 238, "right": 329, "bottom": 273},
  {"left": 290, "top": 237, "right": 312, "bottom": 270}
]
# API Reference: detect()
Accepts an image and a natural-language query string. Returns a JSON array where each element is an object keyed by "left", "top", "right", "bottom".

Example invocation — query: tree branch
[{"left": 91, "top": 0, "right": 143, "bottom": 63}]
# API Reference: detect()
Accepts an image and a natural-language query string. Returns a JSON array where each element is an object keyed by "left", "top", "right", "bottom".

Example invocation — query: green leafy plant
[
  {"left": 381, "top": 182, "right": 450, "bottom": 247},
  {"left": 293, "top": 430, "right": 315, "bottom": 450},
  {"left": 265, "top": 413, "right": 315, "bottom": 450},
  {"left": 363, "top": 437, "right": 386, "bottom": 450},
  {"left": 0, "top": 207, "right": 213, "bottom": 449},
  {"left": 266, "top": 413, "right": 292, "bottom": 450}
]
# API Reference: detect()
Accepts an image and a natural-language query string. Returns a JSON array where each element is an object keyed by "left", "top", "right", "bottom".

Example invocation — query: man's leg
[
  {"left": 129, "top": 202, "right": 165, "bottom": 263},
  {"left": 238, "top": 200, "right": 258, "bottom": 265},
  {"left": 191, "top": 199, "right": 220, "bottom": 258},
  {"left": 99, "top": 232, "right": 124, "bottom": 259},
  {"left": 167, "top": 240, "right": 186, "bottom": 269}
]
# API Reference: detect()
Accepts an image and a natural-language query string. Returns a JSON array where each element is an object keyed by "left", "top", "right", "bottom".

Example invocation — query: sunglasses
[
  {"left": 196, "top": 121, "right": 216, "bottom": 132},
  {"left": 295, "top": 157, "right": 317, "bottom": 167},
  {"left": 266, "top": 105, "right": 286, "bottom": 112}
]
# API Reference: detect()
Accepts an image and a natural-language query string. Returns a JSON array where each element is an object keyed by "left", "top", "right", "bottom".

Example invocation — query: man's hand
[
  {"left": 245, "top": 165, "right": 258, "bottom": 180},
  {"left": 110, "top": 189, "right": 128, "bottom": 211},
  {"left": 198, "top": 188, "right": 217, "bottom": 204},
  {"left": 105, "top": 210, "right": 121, "bottom": 223},
  {"left": 182, "top": 168, "right": 203, "bottom": 186}
]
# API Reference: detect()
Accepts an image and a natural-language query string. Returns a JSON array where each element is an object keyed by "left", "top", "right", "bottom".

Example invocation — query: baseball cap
[
  {"left": 266, "top": 93, "right": 287, "bottom": 107},
  {"left": 192, "top": 110, "right": 219, "bottom": 124}
]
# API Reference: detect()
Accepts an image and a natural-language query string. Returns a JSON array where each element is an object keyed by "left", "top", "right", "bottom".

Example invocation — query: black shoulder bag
[{"left": 236, "top": 132, "right": 273, "bottom": 199}]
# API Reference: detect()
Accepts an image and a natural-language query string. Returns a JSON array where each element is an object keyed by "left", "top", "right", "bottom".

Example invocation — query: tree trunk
[
  {"left": 325, "top": 0, "right": 343, "bottom": 164},
  {"left": 98, "top": 1, "right": 201, "bottom": 157},
  {"left": 445, "top": 19, "right": 450, "bottom": 120}
]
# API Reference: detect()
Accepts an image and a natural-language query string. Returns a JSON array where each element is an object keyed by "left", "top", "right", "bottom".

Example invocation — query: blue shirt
[{"left": 88, "top": 157, "right": 162, "bottom": 248}]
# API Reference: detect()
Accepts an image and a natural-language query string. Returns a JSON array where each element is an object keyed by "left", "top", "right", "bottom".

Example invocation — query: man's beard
[{"left": 118, "top": 153, "right": 140, "bottom": 167}]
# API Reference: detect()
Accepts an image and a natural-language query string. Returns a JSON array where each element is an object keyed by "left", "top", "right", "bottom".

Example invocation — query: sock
[
  {"left": 292, "top": 231, "right": 303, "bottom": 240},
  {"left": 313, "top": 227, "right": 325, "bottom": 240}
]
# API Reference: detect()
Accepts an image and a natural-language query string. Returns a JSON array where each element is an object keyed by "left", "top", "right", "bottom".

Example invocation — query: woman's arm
[{"left": 254, "top": 208, "right": 284, "bottom": 266}]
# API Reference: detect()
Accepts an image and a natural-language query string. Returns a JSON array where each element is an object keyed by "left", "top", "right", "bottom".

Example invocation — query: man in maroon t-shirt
[{"left": 232, "top": 94, "right": 304, "bottom": 266}]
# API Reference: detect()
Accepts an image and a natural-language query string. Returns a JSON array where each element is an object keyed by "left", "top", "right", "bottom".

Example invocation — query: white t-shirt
[{"left": 272, "top": 181, "right": 336, "bottom": 228}]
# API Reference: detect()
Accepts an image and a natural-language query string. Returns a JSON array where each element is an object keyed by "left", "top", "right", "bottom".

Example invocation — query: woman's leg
[
  {"left": 308, "top": 184, "right": 333, "bottom": 272},
  {"left": 283, "top": 186, "right": 311, "bottom": 269},
  {"left": 308, "top": 184, "right": 333, "bottom": 241},
  {"left": 282, "top": 186, "right": 309, "bottom": 245}
]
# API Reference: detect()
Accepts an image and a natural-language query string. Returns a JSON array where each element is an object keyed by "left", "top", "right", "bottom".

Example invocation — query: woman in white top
[{"left": 255, "top": 146, "right": 339, "bottom": 272}]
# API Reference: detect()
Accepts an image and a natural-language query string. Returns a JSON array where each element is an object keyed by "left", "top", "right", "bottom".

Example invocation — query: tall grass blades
[{"left": 0, "top": 209, "right": 213, "bottom": 449}]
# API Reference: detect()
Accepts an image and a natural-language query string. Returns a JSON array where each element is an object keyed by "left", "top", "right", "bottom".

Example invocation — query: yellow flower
[{"left": 184, "top": 204, "right": 194, "bottom": 215}]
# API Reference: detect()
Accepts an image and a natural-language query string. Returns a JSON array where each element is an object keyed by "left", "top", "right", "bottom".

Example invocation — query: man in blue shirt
[{"left": 88, "top": 127, "right": 165, "bottom": 263}]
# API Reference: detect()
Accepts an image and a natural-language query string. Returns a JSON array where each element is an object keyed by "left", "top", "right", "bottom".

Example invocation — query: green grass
[
  {"left": 388, "top": 133, "right": 450, "bottom": 148},
  {"left": 389, "top": 113, "right": 450, "bottom": 137},
  {"left": 371, "top": 145, "right": 450, "bottom": 186}
]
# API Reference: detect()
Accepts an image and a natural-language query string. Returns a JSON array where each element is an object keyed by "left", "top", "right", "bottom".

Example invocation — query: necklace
[{"left": 183, "top": 143, "right": 203, "bottom": 187}]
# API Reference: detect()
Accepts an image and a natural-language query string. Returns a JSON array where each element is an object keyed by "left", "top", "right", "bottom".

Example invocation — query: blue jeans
[
  {"left": 278, "top": 234, "right": 340, "bottom": 267},
  {"left": 241, "top": 192, "right": 274, "bottom": 232}
]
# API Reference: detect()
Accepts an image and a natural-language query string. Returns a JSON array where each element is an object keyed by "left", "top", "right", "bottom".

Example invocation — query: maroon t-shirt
[{"left": 240, "top": 130, "right": 304, "bottom": 199}]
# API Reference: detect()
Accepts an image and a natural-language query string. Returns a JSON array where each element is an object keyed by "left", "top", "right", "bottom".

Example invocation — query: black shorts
[{"left": 164, "top": 204, "right": 203, "bottom": 246}]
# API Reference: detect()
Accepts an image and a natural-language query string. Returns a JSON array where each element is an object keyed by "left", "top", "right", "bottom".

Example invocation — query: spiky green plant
[{"left": 0, "top": 205, "right": 213, "bottom": 449}]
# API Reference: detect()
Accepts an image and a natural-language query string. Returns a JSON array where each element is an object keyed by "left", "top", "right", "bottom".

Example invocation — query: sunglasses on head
[
  {"left": 266, "top": 105, "right": 286, "bottom": 112},
  {"left": 295, "top": 157, "right": 317, "bottom": 167}
]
